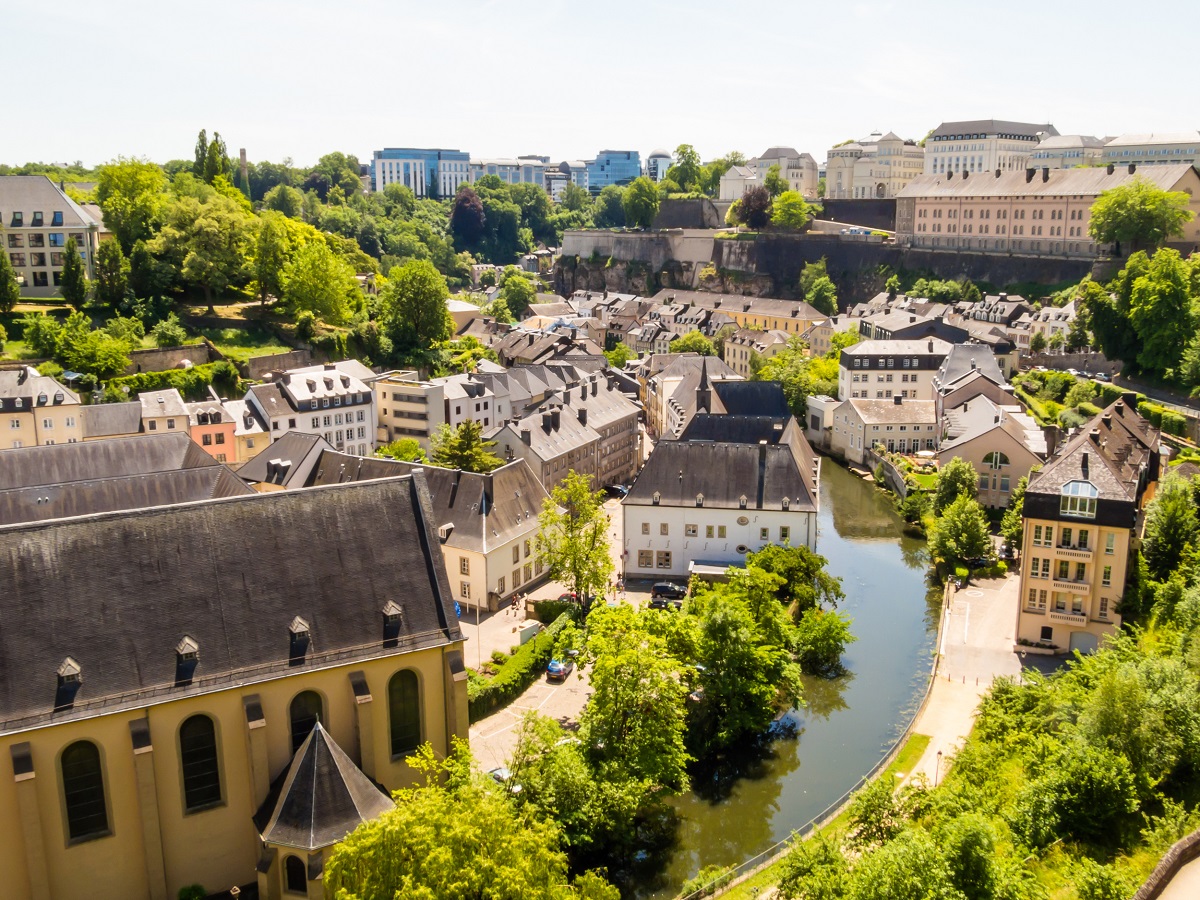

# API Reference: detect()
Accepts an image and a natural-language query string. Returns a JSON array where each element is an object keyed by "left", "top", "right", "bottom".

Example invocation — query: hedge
[
  {"left": 103, "top": 361, "right": 243, "bottom": 403},
  {"left": 468, "top": 613, "right": 571, "bottom": 723},
  {"left": 530, "top": 599, "right": 578, "bottom": 624}
]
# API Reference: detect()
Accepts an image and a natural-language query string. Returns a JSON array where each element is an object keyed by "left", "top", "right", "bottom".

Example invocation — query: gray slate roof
[
  {"left": 0, "top": 176, "right": 96, "bottom": 227},
  {"left": 898, "top": 164, "right": 1198, "bottom": 200},
  {"left": 0, "top": 366, "right": 79, "bottom": 413},
  {"left": 81, "top": 401, "right": 143, "bottom": 439},
  {"left": 929, "top": 120, "right": 1057, "bottom": 140},
  {"left": 0, "top": 475, "right": 462, "bottom": 731},
  {"left": 0, "top": 432, "right": 216, "bottom": 491},
  {"left": 258, "top": 722, "right": 393, "bottom": 850}
]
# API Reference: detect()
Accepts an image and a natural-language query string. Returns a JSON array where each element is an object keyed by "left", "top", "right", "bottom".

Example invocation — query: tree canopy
[
  {"left": 380, "top": 259, "right": 452, "bottom": 351},
  {"left": 538, "top": 471, "right": 614, "bottom": 602},
  {"left": 771, "top": 191, "right": 815, "bottom": 230},
  {"left": 668, "top": 331, "right": 716, "bottom": 355},
  {"left": 429, "top": 420, "right": 503, "bottom": 473},
  {"left": 623, "top": 177, "right": 660, "bottom": 229},
  {"left": 1088, "top": 177, "right": 1194, "bottom": 251}
]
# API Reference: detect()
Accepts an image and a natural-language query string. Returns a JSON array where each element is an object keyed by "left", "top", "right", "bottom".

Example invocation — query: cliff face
[{"left": 553, "top": 231, "right": 1096, "bottom": 303}]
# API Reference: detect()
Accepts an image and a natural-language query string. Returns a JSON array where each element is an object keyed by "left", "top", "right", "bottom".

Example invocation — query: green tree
[
  {"left": 847, "top": 828, "right": 959, "bottom": 900},
  {"left": 668, "top": 331, "right": 716, "bottom": 355},
  {"left": 622, "top": 177, "right": 660, "bottom": 229},
  {"left": 96, "top": 157, "right": 166, "bottom": 253},
  {"left": 1088, "top": 177, "right": 1194, "bottom": 252},
  {"left": 929, "top": 495, "right": 991, "bottom": 570},
  {"left": 92, "top": 239, "right": 128, "bottom": 309},
  {"left": 933, "top": 457, "right": 980, "bottom": 515},
  {"left": 746, "top": 543, "right": 845, "bottom": 612},
  {"left": 103, "top": 315, "right": 144, "bottom": 347},
  {"left": 772, "top": 191, "right": 813, "bottom": 229},
  {"left": 735, "top": 186, "right": 772, "bottom": 229},
  {"left": 324, "top": 741, "right": 618, "bottom": 900},
  {"left": 0, "top": 237, "right": 21, "bottom": 313},
  {"left": 201, "top": 131, "right": 232, "bottom": 185},
  {"left": 1029, "top": 330, "right": 1047, "bottom": 353},
  {"left": 192, "top": 129, "right": 207, "bottom": 178},
  {"left": 19, "top": 313, "right": 62, "bottom": 357},
  {"left": 885, "top": 273, "right": 902, "bottom": 298},
  {"left": 481, "top": 296, "right": 514, "bottom": 323},
  {"left": 806, "top": 275, "right": 839, "bottom": 316},
  {"left": 501, "top": 273, "right": 536, "bottom": 319},
  {"left": 429, "top": 420, "right": 503, "bottom": 473},
  {"left": 777, "top": 833, "right": 850, "bottom": 900},
  {"left": 712, "top": 323, "right": 738, "bottom": 357},
  {"left": 55, "top": 311, "right": 132, "bottom": 379},
  {"left": 794, "top": 608, "right": 856, "bottom": 676},
  {"left": 282, "top": 239, "right": 358, "bottom": 325},
  {"left": 799, "top": 258, "right": 828, "bottom": 298},
  {"left": 846, "top": 776, "right": 905, "bottom": 849},
  {"left": 1000, "top": 475, "right": 1028, "bottom": 555},
  {"left": 763, "top": 164, "right": 788, "bottom": 198},
  {"left": 592, "top": 185, "right": 626, "bottom": 228},
  {"left": 1142, "top": 473, "right": 1199, "bottom": 582},
  {"left": 1129, "top": 248, "right": 1197, "bottom": 378},
  {"left": 560, "top": 182, "right": 591, "bottom": 212},
  {"left": 1074, "top": 859, "right": 1135, "bottom": 900},
  {"left": 604, "top": 342, "right": 634, "bottom": 368},
  {"left": 380, "top": 259, "right": 452, "bottom": 350},
  {"left": 262, "top": 183, "right": 304, "bottom": 218},
  {"left": 253, "top": 211, "right": 291, "bottom": 305},
  {"left": 938, "top": 813, "right": 997, "bottom": 900},
  {"left": 538, "top": 471, "right": 614, "bottom": 603},
  {"left": 581, "top": 605, "right": 690, "bottom": 790},
  {"left": 127, "top": 238, "right": 175, "bottom": 303},
  {"left": 376, "top": 438, "right": 427, "bottom": 462},
  {"left": 449, "top": 185, "right": 487, "bottom": 248},
  {"left": 149, "top": 313, "right": 188, "bottom": 348},
  {"left": 59, "top": 237, "right": 89, "bottom": 305},
  {"left": 151, "top": 195, "right": 254, "bottom": 312},
  {"left": 669, "top": 144, "right": 702, "bottom": 193}
]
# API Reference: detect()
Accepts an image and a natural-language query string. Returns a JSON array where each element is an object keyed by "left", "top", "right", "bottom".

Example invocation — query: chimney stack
[
  {"left": 995, "top": 168, "right": 1002, "bottom": 178},
  {"left": 550, "top": 408, "right": 561, "bottom": 430},
  {"left": 578, "top": 408, "right": 587, "bottom": 425},
  {"left": 1025, "top": 168, "right": 1035, "bottom": 183},
  {"left": 1106, "top": 163, "right": 1115, "bottom": 175},
  {"left": 542, "top": 412, "right": 552, "bottom": 432},
  {"left": 927, "top": 339, "right": 933, "bottom": 352},
  {"left": 520, "top": 427, "right": 531, "bottom": 444},
  {"left": 1041, "top": 167, "right": 1050, "bottom": 183},
  {"left": 1128, "top": 163, "right": 1136, "bottom": 174}
]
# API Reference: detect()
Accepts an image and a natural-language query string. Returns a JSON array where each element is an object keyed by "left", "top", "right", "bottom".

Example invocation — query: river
[{"left": 642, "top": 459, "right": 942, "bottom": 898}]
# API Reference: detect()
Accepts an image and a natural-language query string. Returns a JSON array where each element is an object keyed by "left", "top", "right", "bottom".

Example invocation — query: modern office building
[
  {"left": 370, "top": 148, "right": 471, "bottom": 198},
  {"left": 587, "top": 151, "right": 641, "bottom": 192},
  {"left": 469, "top": 157, "right": 547, "bottom": 186}
]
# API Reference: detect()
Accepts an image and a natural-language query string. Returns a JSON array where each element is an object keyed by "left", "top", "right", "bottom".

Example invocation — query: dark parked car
[
  {"left": 604, "top": 484, "right": 629, "bottom": 499},
  {"left": 651, "top": 581, "right": 687, "bottom": 601},
  {"left": 649, "top": 596, "right": 683, "bottom": 610}
]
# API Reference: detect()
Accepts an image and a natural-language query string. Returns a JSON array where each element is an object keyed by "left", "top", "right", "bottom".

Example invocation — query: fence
[{"left": 681, "top": 579, "right": 953, "bottom": 900}]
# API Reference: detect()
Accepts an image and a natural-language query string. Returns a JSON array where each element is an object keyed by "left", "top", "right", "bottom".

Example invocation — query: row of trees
[{"left": 726, "top": 186, "right": 820, "bottom": 232}]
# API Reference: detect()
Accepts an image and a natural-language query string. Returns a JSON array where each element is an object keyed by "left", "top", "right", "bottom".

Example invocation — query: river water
[{"left": 642, "top": 460, "right": 942, "bottom": 898}]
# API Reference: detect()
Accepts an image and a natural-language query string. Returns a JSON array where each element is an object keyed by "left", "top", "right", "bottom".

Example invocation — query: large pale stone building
[
  {"left": 923, "top": 119, "right": 1056, "bottom": 176},
  {"left": 1101, "top": 132, "right": 1200, "bottom": 168},
  {"left": 1027, "top": 135, "right": 1107, "bottom": 169},
  {"left": 0, "top": 176, "right": 101, "bottom": 297},
  {"left": 896, "top": 163, "right": 1200, "bottom": 258},
  {"left": 824, "top": 132, "right": 925, "bottom": 200}
]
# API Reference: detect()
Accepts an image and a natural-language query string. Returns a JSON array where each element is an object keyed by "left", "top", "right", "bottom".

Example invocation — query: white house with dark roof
[
  {"left": 0, "top": 365, "right": 83, "bottom": 449},
  {"left": 0, "top": 175, "right": 101, "bottom": 296},
  {"left": 830, "top": 396, "right": 938, "bottom": 465},
  {"left": 246, "top": 360, "right": 376, "bottom": 455},
  {"left": 838, "top": 338, "right": 951, "bottom": 402},
  {"left": 622, "top": 417, "right": 819, "bottom": 578}
]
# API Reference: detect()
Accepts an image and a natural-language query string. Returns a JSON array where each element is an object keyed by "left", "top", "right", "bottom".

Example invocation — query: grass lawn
[
  {"left": 0, "top": 340, "right": 40, "bottom": 361},
  {"left": 909, "top": 473, "right": 937, "bottom": 490},
  {"left": 194, "top": 325, "right": 293, "bottom": 358},
  {"left": 713, "top": 733, "right": 932, "bottom": 900}
]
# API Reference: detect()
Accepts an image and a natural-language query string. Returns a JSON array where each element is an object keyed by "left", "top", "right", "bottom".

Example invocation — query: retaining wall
[{"left": 1132, "top": 828, "right": 1200, "bottom": 900}]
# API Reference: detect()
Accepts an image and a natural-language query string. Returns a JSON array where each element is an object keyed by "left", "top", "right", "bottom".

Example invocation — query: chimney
[
  {"left": 927, "top": 339, "right": 933, "bottom": 352},
  {"left": 893, "top": 395, "right": 903, "bottom": 405},
  {"left": 1041, "top": 167, "right": 1050, "bottom": 183},
  {"left": 528, "top": 333, "right": 535, "bottom": 345},
  {"left": 591, "top": 379, "right": 598, "bottom": 396},
  {"left": 550, "top": 408, "right": 561, "bottom": 430},
  {"left": 578, "top": 408, "right": 588, "bottom": 425},
  {"left": 1025, "top": 168, "right": 1035, "bottom": 183},
  {"left": 1106, "top": 163, "right": 1115, "bottom": 175},
  {"left": 542, "top": 412, "right": 552, "bottom": 432},
  {"left": 995, "top": 168, "right": 1001, "bottom": 178},
  {"left": 520, "top": 427, "right": 531, "bottom": 444},
  {"left": 1128, "top": 163, "right": 1136, "bottom": 174},
  {"left": 910, "top": 315, "right": 916, "bottom": 323},
  {"left": 962, "top": 170, "right": 969, "bottom": 179}
]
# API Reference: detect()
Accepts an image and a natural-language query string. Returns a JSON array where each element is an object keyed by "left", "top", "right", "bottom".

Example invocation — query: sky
[{"left": 3, "top": 0, "right": 1194, "bottom": 171}]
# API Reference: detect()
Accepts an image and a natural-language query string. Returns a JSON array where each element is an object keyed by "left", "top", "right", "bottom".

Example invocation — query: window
[
  {"left": 1000, "top": 475, "right": 1010, "bottom": 493},
  {"left": 1027, "top": 588, "right": 1038, "bottom": 609},
  {"left": 285, "top": 855, "right": 307, "bottom": 894},
  {"left": 1039, "top": 558, "right": 1050, "bottom": 578},
  {"left": 660, "top": 523, "right": 669, "bottom": 536},
  {"left": 1102, "top": 565, "right": 1112, "bottom": 587},
  {"left": 215, "top": 433, "right": 224, "bottom": 444},
  {"left": 1075, "top": 562, "right": 1086, "bottom": 582},
  {"left": 1061, "top": 481, "right": 1098, "bottom": 518},
  {"left": 61, "top": 741, "right": 109, "bottom": 841},
  {"left": 289, "top": 691, "right": 324, "bottom": 753},
  {"left": 1105, "top": 533, "right": 1115, "bottom": 555},
  {"left": 685, "top": 524, "right": 698, "bottom": 537},
  {"left": 460, "top": 581, "right": 470, "bottom": 599},
  {"left": 202, "top": 434, "right": 212, "bottom": 446},
  {"left": 780, "top": 526, "right": 791, "bottom": 543},
  {"left": 1078, "top": 530, "right": 1089, "bottom": 550},
  {"left": 1057, "top": 560, "right": 1069, "bottom": 580},
  {"left": 512, "top": 568, "right": 522, "bottom": 586},
  {"left": 524, "top": 540, "right": 531, "bottom": 559},
  {"left": 718, "top": 526, "right": 727, "bottom": 539},
  {"left": 48, "top": 233, "right": 64, "bottom": 247},
  {"left": 1061, "top": 528, "right": 1072, "bottom": 548},
  {"left": 638, "top": 550, "right": 653, "bottom": 567},
  {"left": 459, "top": 557, "right": 470, "bottom": 575},
  {"left": 388, "top": 671, "right": 421, "bottom": 757},
  {"left": 641, "top": 522, "right": 649, "bottom": 535},
  {"left": 180, "top": 715, "right": 222, "bottom": 811},
  {"left": 656, "top": 551, "right": 672, "bottom": 569},
  {"left": 9, "top": 252, "right": 25, "bottom": 266},
  {"left": 983, "top": 451, "right": 1009, "bottom": 469},
  {"left": 759, "top": 527, "right": 769, "bottom": 541},
  {"left": 497, "top": 576, "right": 506, "bottom": 594},
  {"left": 1099, "top": 597, "right": 1109, "bottom": 618}
]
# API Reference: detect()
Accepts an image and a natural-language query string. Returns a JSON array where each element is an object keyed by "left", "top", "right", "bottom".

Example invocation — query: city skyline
[{"left": 3, "top": 0, "right": 1195, "bottom": 169}]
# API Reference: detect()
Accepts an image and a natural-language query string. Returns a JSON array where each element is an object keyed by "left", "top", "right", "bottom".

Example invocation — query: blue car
[{"left": 546, "top": 656, "right": 576, "bottom": 683}]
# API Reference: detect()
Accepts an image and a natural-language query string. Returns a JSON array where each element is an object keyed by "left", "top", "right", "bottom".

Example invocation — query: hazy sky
[{"left": 3, "top": 0, "right": 1193, "bottom": 170}]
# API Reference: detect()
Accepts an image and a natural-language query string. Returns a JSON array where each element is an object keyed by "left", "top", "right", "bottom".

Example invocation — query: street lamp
[{"left": 935, "top": 750, "right": 943, "bottom": 787}]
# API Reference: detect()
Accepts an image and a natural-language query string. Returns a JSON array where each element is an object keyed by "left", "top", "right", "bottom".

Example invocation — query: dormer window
[
  {"left": 739, "top": 495, "right": 748, "bottom": 509},
  {"left": 55, "top": 657, "right": 83, "bottom": 710},
  {"left": 382, "top": 601, "right": 403, "bottom": 646},
  {"left": 175, "top": 636, "right": 200, "bottom": 686},
  {"left": 289, "top": 616, "right": 311, "bottom": 665},
  {"left": 696, "top": 493, "right": 704, "bottom": 507},
  {"left": 652, "top": 491, "right": 661, "bottom": 506},
  {"left": 37, "top": 393, "right": 47, "bottom": 405},
  {"left": 782, "top": 497, "right": 790, "bottom": 510},
  {"left": 1060, "top": 481, "right": 1098, "bottom": 519}
]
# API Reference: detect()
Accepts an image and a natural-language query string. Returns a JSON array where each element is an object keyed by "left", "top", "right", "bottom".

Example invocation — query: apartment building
[
  {"left": 648, "top": 290, "right": 826, "bottom": 337},
  {"left": 245, "top": 361, "right": 376, "bottom": 455},
  {"left": 837, "top": 338, "right": 951, "bottom": 401},
  {"left": 824, "top": 132, "right": 925, "bottom": 200},
  {"left": 371, "top": 147, "right": 470, "bottom": 198},
  {"left": 896, "top": 163, "right": 1200, "bottom": 258},
  {"left": 1028, "top": 134, "right": 1107, "bottom": 169},
  {"left": 830, "top": 396, "right": 937, "bottom": 464},
  {"left": 470, "top": 157, "right": 547, "bottom": 186},
  {"left": 1016, "top": 398, "right": 1160, "bottom": 655},
  {"left": 1101, "top": 132, "right": 1200, "bottom": 168},
  {"left": 0, "top": 176, "right": 101, "bottom": 297},
  {"left": 0, "top": 366, "right": 83, "bottom": 449},
  {"left": 722, "top": 328, "right": 789, "bottom": 377},
  {"left": 923, "top": 119, "right": 1056, "bottom": 175}
]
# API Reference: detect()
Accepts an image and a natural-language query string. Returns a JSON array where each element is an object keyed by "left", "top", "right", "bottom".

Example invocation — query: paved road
[
  {"left": 1158, "top": 856, "right": 1200, "bottom": 899},
  {"left": 903, "top": 571, "right": 1024, "bottom": 785}
]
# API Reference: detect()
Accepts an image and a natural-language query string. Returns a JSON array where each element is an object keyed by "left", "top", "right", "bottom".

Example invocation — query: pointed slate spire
[
  {"left": 696, "top": 356, "right": 712, "bottom": 414},
  {"left": 259, "top": 721, "right": 393, "bottom": 850}
]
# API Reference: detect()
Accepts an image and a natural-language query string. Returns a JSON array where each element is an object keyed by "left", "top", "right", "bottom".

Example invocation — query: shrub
[
  {"left": 467, "top": 613, "right": 571, "bottom": 722},
  {"left": 177, "top": 886, "right": 206, "bottom": 900},
  {"left": 530, "top": 598, "right": 577, "bottom": 624},
  {"left": 489, "top": 650, "right": 508, "bottom": 666},
  {"left": 1138, "top": 401, "right": 1163, "bottom": 428},
  {"left": 104, "top": 361, "right": 243, "bottom": 403},
  {"left": 1160, "top": 410, "right": 1187, "bottom": 436},
  {"left": 1076, "top": 402, "right": 1102, "bottom": 417},
  {"left": 1058, "top": 408, "right": 1087, "bottom": 430},
  {"left": 954, "top": 566, "right": 970, "bottom": 581},
  {"left": 680, "top": 865, "right": 734, "bottom": 898}
]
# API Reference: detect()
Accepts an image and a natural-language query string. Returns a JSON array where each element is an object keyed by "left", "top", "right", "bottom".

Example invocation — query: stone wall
[
  {"left": 242, "top": 349, "right": 315, "bottom": 380},
  {"left": 652, "top": 198, "right": 722, "bottom": 229},
  {"left": 1132, "top": 827, "right": 1200, "bottom": 900},
  {"left": 817, "top": 199, "right": 897, "bottom": 232},
  {"left": 1022, "top": 351, "right": 1119, "bottom": 375},
  {"left": 125, "top": 343, "right": 213, "bottom": 375}
]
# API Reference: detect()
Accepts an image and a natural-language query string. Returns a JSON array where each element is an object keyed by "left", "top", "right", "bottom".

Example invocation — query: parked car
[
  {"left": 651, "top": 581, "right": 687, "bottom": 600},
  {"left": 649, "top": 596, "right": 683, "bottom": 610},
  {"left": 547, "top": 653, "right": 576, "bottom": 682},
  {"left": 604, "top": 484, "right": 629, "bottom": 499}
]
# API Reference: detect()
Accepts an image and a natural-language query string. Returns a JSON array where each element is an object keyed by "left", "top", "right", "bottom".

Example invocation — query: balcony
[
  {"left": 1049, "top": 610, "right": 1088, "bottom": 625},
  {"left": 1053, "top": 545, "right": 1093, "bottom": 561},
  {"left": 1052, "top": 577, "right": 1090, "bottom": 594}
]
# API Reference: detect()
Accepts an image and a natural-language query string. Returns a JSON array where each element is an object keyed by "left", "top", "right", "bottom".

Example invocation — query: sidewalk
[{"left": 903, "top": 571, "right": 1024, "bottom": 785}]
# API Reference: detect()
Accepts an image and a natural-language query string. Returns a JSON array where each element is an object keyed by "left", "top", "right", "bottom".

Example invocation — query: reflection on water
[{"left": 641, "top": 461, "right": 940, "bottom": 898}]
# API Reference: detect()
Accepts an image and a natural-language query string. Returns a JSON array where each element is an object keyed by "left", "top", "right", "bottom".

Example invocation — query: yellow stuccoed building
[{"left": 0, "top": 473, "right": 469, "bottom": 900}]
